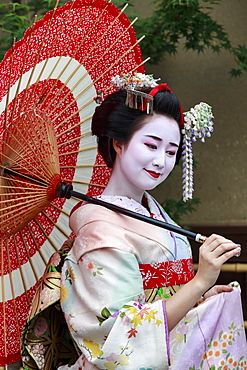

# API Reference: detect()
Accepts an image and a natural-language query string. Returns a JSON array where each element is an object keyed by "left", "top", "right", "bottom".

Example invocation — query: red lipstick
[{"left": 145, "top": 169, "right": 161, "bottom": 178}]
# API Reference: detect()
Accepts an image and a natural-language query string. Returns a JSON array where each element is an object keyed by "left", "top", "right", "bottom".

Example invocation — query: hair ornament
[
  {"left": 182, "top": 103, "right": 214, "bottom": 201},
  {"left": 112, "top": 72, "right": 160, "bottom": 90},
  {"left": 112, "top": 73, "right": 160, "bottom": 114}
]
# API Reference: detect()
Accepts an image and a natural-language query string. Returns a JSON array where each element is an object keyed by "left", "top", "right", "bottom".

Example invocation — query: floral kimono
[
  {"left": 58, "top": 194, "right": 247, "bottom": 369},
  {"left": 22, "top": 193, "right": 247, "bottom": 369}
]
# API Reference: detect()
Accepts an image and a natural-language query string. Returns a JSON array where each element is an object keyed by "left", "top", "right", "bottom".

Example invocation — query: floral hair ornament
[
  {"left": 112, "top": 73, "right": 160, "bottom": 114},
  {"left": 182, "top": 103, "right": 214, "bottom": 201},
  {"left": 112, "top": 73, "right": 214, "bottom": 201}
]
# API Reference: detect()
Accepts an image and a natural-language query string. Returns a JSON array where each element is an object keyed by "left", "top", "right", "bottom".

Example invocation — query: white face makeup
[{"left": 105, "top": 114, "right": 181, "bottom": 203}]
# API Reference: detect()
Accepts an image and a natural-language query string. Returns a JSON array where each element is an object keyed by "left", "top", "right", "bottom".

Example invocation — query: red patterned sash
[{"left": 139, "top": 258, "right": 195, "bottom": 289}]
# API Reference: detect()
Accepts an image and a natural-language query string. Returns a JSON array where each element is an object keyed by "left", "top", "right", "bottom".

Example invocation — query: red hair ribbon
[{"left": 139, "top": 83, "right": 184, "bottom": 128}]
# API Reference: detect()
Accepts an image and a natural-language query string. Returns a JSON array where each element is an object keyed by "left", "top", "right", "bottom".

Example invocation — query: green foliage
[
  {"left": 0, "top": 0, "right": 68, "bottom": 60},
  {"left": 111, "top": 0, "right": 247, "bottom": 77},
  {"left": 0, "top": 0, "right": 246, "bottom": 221},
  {"left": 231, "top": 44, "right": 247, "bottom": 77},
  {"left": 1, "top": 0, "right": 247, "bottom": 76},
  {"left": 160, "top": 197, "right": 201, "bottom": 224}
]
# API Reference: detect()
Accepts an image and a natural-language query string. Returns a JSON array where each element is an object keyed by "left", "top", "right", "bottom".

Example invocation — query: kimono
[
  {"left": 58, "top": 193, "right": 247, "bottom": 369},
  {"left": 22, "top": 193, "right": 247, "bottom": 369}
]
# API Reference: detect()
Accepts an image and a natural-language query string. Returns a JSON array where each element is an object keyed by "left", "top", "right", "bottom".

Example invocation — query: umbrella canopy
[{"left": 0, "top": 0, "right": 145, "bottom": 365}]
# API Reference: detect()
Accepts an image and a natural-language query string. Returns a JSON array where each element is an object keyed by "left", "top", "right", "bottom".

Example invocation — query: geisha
[
  {"left": 22, "top": 74, "right": 247, "bottom": 370},
  {"left": 58, "top": 75, "right": 247, "bottom": 369}
]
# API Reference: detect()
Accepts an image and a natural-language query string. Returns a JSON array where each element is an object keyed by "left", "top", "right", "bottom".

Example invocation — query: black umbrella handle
[{"left": 57, "top": 182, "right": 207, "bottom": 244}]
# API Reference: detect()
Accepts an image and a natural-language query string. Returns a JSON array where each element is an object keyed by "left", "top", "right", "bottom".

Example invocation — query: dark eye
[
  {"left": 166, "top": 150, "right": 176, "bottom": 156},
  {"left": 145, "top": 143, "right": 157, "bottom": 149}
]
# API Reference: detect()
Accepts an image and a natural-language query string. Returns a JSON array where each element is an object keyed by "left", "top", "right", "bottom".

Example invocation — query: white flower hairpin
[{"left": 182, "top": 103, "right": 214, "bottom": 201}]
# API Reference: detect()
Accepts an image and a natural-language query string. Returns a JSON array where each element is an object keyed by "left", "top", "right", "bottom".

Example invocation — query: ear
[{"left": 113, "top": 139, "right": 123, "bottom": 156}]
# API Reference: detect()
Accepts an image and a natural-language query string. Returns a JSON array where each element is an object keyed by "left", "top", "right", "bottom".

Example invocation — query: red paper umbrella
[{"left": 0, "top": 0, "right": 145, "bottom": 365}]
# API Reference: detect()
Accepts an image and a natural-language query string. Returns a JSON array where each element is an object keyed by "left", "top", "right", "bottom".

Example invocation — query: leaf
[
  {"left": 218, "top": 330, "right": 223, "bottom": 340},
  {"left": 101, "top": 307, "right": 112, "bottom": 318}
]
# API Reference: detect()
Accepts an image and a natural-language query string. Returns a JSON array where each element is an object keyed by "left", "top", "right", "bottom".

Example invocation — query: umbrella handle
[
  {"left": 57, "top": 182, "right": 207, "bottom": 244},
  {"left": 57, "top": 183, "right": 241, "bottom": 256}
]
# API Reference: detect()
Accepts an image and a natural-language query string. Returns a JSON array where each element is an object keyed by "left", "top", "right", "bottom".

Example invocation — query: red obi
[{"left": 139, "top": 258, "right": 195, "bottom": 289}]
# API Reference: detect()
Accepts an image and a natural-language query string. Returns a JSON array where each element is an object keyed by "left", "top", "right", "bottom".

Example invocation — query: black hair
[{"left": 91, "top": 88, "right": 183, "bottom": 167}]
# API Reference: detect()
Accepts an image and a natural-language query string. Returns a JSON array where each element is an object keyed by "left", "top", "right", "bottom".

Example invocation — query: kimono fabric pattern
[{"left": 59, "top": 193, "right": 247, "bottom": 370}]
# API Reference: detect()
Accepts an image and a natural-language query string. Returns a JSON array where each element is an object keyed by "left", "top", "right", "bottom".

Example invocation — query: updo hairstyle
[{"left": 91, "top": 88, "right": 183, "bottom": 167}]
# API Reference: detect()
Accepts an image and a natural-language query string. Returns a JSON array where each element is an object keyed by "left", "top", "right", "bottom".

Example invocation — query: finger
[
  {"left": 217, "top": 246, "right": 241, "bottom": 263},
  {"left": 201, "top": 234, "right": 232, "bottom": 252},
  {"left": 212, "top": 242, "right": 241, "bottom": 257}
]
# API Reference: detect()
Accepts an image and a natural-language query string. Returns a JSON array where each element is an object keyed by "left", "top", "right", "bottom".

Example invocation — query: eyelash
[
  {"left": 145, "top": 143, "right": 176, "bottom": 156},
  {"left": 166, "top": 151, "right": 176, "bottom": 156},
  {"left": 145, "top": 143, "right": 157, "bottom": 149}
]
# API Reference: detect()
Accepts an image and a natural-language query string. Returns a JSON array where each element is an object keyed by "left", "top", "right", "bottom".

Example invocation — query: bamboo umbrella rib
[
  {"left": 20, "top": 230, "right": 39, "bottom": 282},
  {"left": 79, "top": 3, "right": 130, "bottom": 67},
  {"left": 52, "top": 34, "right": 145, "bottom": 125},
  {"left": 16, "top": 4, "right": 62, "bottom": 118},
  {"left": 9, "top": 16, "right": 37, "bottom": 123},
  {"left": 48, "top": 76, "right": 93, "bottom": 123},
  {"left": 59, "top": 145, "right": 97, "bottom": 156},
  {"left": 56, "top": 119, "right": 93, "bottom": 141},
  {"left": 0, "top": 239, "right": 8, "bottom": 360},
  {"left": 3, "top": 112, "right": 53, "bottom": 160},
  {"left": 33, "top": 218, "right": 59, "bottom": 253},
  {"left": 1, "top": 191, "right": 48, "bottom": 214},
  {"left": 103, "top": 57, "right": 151, "bottom": 95},
  {"left": 44, "top": 15, "right": 138, "bottom": 119},
  {"left": 52, "top": 97, "right": 94, "bottom": 129},
  {"left": 0, "top": 194, "right": 48, "bottom": 209},
  {"left": 0, "top": 170, "right": 49, "bottom": 188},
  {"left": 6, "top": 239, "right": 21, "bottom": 344},
  {"left": 1, "top": 144, "right": 58, "bottom": 184},
  {"left": 57, "top": 131, "right": 92, "bottom": 147},
  {"left": 0, "top": 193, "right": 49, "bottom": 205},
  {"left": 0, "top": 196, "right": 49, "bottom": 228},
  {"left": 26, "top": 223, "right": 49, "bottom": 267},
  {"left": 47, "top": 20, "right": 140, "bottom": 121},
  {"left": 1, "top": 132, "right": 58, "bottom": 183},
  {"left": 50, "top": 202, "right": 70, "bottom": 218},
  {"left": 0, "top": 181, "right": 49, "bottom": 192},
  {"left": 60, "top": 164, "right": 106, "bottom": 169},
  {"left": 1, "top": 149, "right": 52, "bottom": 181},
  {"left": 40, "top": 0, "right": 113, "bottom": 112},
  {"left": 94, "top": 35, "right": 146, "bottom": 86},
  {"left": 13, "top": 237, "right": 30, "bottom": 305},
  {"left": 41, "top": 210, "right": 70, "bottom": 239},
  {"left": 4, "top": 40, "right": 16, "bottom": 131},
  {"left": 65, "top": 179, "right": 106, "bottom": 188},
  {"left": 35, "top": 1, "right": 95, "bottom": 107},
  {"left": 27, "top": 0, "right": 76, "bottom": 104}
]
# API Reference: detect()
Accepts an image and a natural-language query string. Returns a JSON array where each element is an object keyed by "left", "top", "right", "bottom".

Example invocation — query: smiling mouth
[{"left": 144, "top": 169, "right": 161, "bottom": 178}]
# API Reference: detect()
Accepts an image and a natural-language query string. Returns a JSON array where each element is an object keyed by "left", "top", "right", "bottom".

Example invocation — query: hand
[
  {"left": 194, "top": 234, "right": 241, "bottom": 294},
  {"left": 204, "top": 284, "right": 233, "bottom": 299}
]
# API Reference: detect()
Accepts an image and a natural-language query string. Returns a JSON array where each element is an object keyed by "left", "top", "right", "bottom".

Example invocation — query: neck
[{"left": 102, "top": 166, "right": 144, "bottom": 204}]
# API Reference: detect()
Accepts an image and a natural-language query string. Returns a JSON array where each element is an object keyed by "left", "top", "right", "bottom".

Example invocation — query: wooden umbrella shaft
[{"left": 58, "top": 182, "right": 207, "bottom": 244}]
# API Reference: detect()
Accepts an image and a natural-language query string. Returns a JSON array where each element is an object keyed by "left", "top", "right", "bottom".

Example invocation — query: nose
[{"left": 152, "top": 152, "right": 165, "bottom": 168}]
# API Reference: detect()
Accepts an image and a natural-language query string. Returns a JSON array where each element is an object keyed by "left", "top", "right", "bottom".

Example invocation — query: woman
[
  {"left": 56, "top": 76, "right": 247, "bottom": 369},
  {"left": 21, "top": 75, "right": 245, "bottom": 370}
]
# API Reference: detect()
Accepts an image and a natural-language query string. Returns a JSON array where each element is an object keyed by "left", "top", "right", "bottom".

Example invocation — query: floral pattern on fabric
[
  {"left": 58, "top": 194, "right": 247, "bottom": 369},
  {"left": 60, "top": 247, "right": 169, "bottom": 369},
  {"left": 21, "top": 240, "right": 79, "bottom": 370}
]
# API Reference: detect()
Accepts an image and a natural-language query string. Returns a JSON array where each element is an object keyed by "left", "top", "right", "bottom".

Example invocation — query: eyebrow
[{"left": 144, "top": 135, "right": 179, "bottom": 147}]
